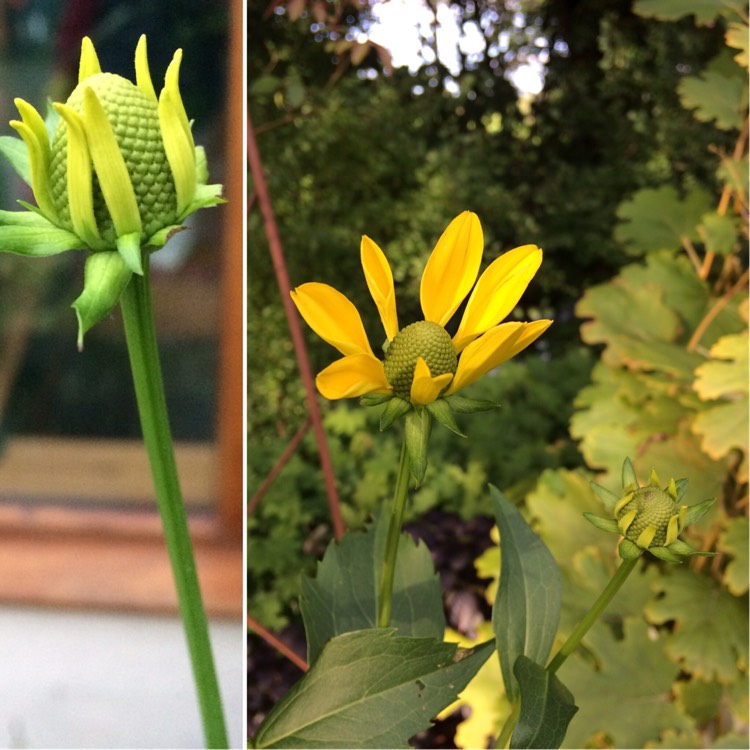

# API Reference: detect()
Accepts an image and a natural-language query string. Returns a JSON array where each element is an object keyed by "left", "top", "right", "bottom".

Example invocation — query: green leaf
[
  {"left": 491, "top": 486, "right": 562, "bottom": 702},
  {"left": 559, "top": 618, "right": 692, "bottom": 748},
  {"left": 379, "top": 396, "right": 411, "bottom": 429},
  {"left": 300, "top": 510, "right": 445, "bottom": 665},
  {"left": 633, "top": 0, "right": 737, "bottom": 25},
  {"left": 72, "top": 251, "right": 132, "bottom": 349},
  {"left": 719, "top": 517, "right": 749, "bottom": 595},
  {"left": 0, "top": 134, "right": 31, "bottom": 185},
  {"left": 614, "top": 186, "right": 712, "bottom": 255},
  {"left": 511, "top": 656, "right": 578, "bottom": 750},
  {"left": 678, "top": 53, "right": 747, "bottom": 131},
  {"left": 252, "top": 629, "right": 494, "bottom": 749},
  {"left": 697, "top": 212, "right": 739, "bottom": 256},
  {"left": 427, "top": 398, "right": 465, "bottom": 436},
  {"left": 645, "top": 569, "right": 749, "bottom": 682},
  {"left": 445, "top": 394, "right": 499, "bottom": 413}
]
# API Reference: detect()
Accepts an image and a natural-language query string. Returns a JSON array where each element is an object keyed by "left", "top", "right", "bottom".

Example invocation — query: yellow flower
[
  {"left": 0, "top": 35, "right": 223, "bottom": 345},
  {"left": 291, "top": 211, "right": 552, "bottom": 406}
]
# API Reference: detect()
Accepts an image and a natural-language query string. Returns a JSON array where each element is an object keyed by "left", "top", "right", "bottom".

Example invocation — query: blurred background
[
  {"left": 0, "top": 0, "right": 244, "bottom": 746},
  {"left": 248, "top": 0, "right": 748, "bottom": 747}
]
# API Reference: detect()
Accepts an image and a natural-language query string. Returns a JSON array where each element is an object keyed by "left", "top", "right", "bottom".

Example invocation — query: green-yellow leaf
[
  {"left": 692, "top": 398, "right": 749, "bottom": 460},
  {"left": 645, "top": 569, "right": 748, "bottom": 683},
  {"left": 719, "top": 517, "right": 749, "bottom": 595},
  {"left": 633, "top": 0, "right": 739, "bottom": 25},
  {"left": 694, "top": 333, "right": 749, "bottom": 400},
  {"left": 697, "top": 212, "right": 740, "bottom": 256}
]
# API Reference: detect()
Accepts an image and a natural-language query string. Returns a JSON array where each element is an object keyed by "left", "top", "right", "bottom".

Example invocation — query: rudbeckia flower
[
  {"left": 0, "top": 35, "right": 223, "bottom": 346},
  {"left": 292, "top": 211, "right": 552, "bottom": 408},
  {"left": 292, "top": 212, "right": 551, "bottom": 482}
]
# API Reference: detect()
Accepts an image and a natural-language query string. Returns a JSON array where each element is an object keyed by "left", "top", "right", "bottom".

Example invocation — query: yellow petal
[
  {"left": 163, "top": 50, "right": 194, "bottom": 152},
  {"left": 159, "top": 88, "right": 196, "bottom": 215},
  {"left": 10, "top": 100, "right": 58, "bottom": 223},
  {"left": 361, "top": 235, "right": 398, "bottom": 341},
  {"left": 134, "top": 35, "right": 157, "bottom": 102},
  {"left": 291, "top": 282, "right": 374, "bottom": 356},
  {"left": 78, "top": 37, "right": 102, "bottom": 82},
  {"left": 420, "top": 211, "right": 483, "bottom": 327},
  {"left": 665, "top": 514, "right": 680, "bottom": 546},
  {"left": 636, "top": 525, "right": 657, "bottom": 549},
  {"left": 82, "top": 87, "right": 142, "bottom": 237},
  {"left": 453, "top": 245, "right": 543, "bottom": 352},
  {"left": 53, "top": 103, "right": 105, "bottom": 249},
  {"left": 447, "top": 319, "right": 552, "bottom": 394},
  {"left": 618, "top": 509, "right": 637, "bottom": 535},
  {"left": 410, "top": 357, "right": 454, "bottom": 405},
  {"left": 316, "top": 354, "right": 390, "bottom": 399}
]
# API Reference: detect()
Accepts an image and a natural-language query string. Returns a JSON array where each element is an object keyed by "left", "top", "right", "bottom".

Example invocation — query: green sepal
[
  {"left": 360, "top": 393, "right": 393, "bottom": 407},
  {"left": 379, "top": 396, "right": 411, "bottom": 430},
  {"left": 144, "top": 224, "right": 184, "bottom": 249},
  {"left": 649, "top": 546, "right": 683, "bottom": 564},
  {"left": 444, "top": 394, "right": 499, "bottom": 413},
  {"left": 618, "top": 538, "right": 643, "bottom": 560},
  {"left": 116, "top": 231, "right": 144, "bottom": 275},
  {"left": 0, "top": 223, "right": 83, "bottom": 257},
  {"left": 674, "top": 478, "right": 689, "bottom": 503},
  {"left": 72, "top": 250, "right": 132, "bottom": 349},
  {"left": 426, "top": 398, "right": 465, "bottom": 437},
  {"left": 621, "top": 457, "right": 639, "bottom": 490},
  {"left": 0, "top": 134, "right": 31, "bottom": 185},
  {"left": 582, "top": 512, "right": 620, "bottom": 534},
  {"left": 667, "top": 538, "right": 716, "bottom": 557},
  {"left": 683, "top": 497, "right": 715, "bottom": 526},
  {"left": 589, "top": 481, "right": 620, "bottom": 511},
  {"left": 404, "top": 407, "right": 431, "bottom": 486}
]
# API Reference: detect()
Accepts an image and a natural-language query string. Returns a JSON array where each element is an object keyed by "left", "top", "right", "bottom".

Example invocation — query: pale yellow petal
[
  {"left": 134, "top": 35, "right": 157, "bottom": 102},
  {"left": 78, "top": 37, "right": 101, "bottom": 82},
  {"left": 82, "top": 87, "right": 142, "bottom": 237},
  {"left": 316, "top": 354, "right": 390, "bottom": 399},
  {"left": 159, "top": 88, "right": 196, "bottom": 215},
  {"left": 291, "top": 282, "right": 374, "bottom": 357},
  {"left": 53, "top": 103, "right": 105, "bottom": 249},
  {"left": 447, "top": 319, "right": 552, "bottom": 394},
  {"left": 361, "top": 235, "right": 399, "bottom": 341},
  {"left": 453, "top": 245, "right": 543, "bottom": 352},
  {"left": 420, "top": 211, "right": 483, "bottom": 326},
  {"left": 163, "top": 50, "right": 194, "bottom": 152},
  {"left": 410, "top": 357, "right": 454, "bottom": 405}
]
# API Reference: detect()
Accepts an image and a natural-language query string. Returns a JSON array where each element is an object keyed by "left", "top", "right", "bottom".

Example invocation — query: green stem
[
  {"left": 546, "top": 556, "right": 639, "bottom": 675},
  {"left": 496, "top": 700, "right": 520, "bottom": 749},
  {"left": 120, "top": 262, "right": 228, "bottom": 749},
  {"left": 377, "top": 437, "right": 411, "bottom": 628}
]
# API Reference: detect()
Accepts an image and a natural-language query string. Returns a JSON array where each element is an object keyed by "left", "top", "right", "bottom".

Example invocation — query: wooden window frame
[{"left": 0, "top": 0, "right": 244, "bottom": 617}]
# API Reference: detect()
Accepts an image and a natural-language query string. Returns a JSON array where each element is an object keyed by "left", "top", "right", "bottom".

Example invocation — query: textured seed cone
[
  {"left": 617, "top": 487, "right": 676, "bottom": 546},
  {"left": 49, "top": 72, "right": 177, "bottom": 243},
  {"left": 384, "top": 320, "right": 457, "bottom": 399}
]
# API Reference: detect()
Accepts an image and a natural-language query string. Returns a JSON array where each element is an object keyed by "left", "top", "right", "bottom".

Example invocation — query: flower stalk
[
  {"left": 546, "top": 557, "right": 639, "bottom": 675},
  {"left": 120, "top": 258, "right": 228, "bottom": 749},
  {"left": 377, "top": 437, "right": 413, "bottom": 628}
]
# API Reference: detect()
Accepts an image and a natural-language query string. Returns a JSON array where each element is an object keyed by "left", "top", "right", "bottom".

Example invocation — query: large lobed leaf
[
  {"left": 252, "top": 629, "right": 494, "bottom": 748},
  {"left": 300, "top": 510, "right": 445, "bottom": 665},
  {"left": 491, "top": 486, "right": 562, "bottom": 702}
]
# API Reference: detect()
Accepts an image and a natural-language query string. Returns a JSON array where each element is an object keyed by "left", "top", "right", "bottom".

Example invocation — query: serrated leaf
[
  {"left": 694, "top": 332, "right": 749, "bottom": 400},
  {"left": 614, "top": 186, "right": 713, "bottom": 254},
  {"left": 559, "top": 618, "right": 693, "bottom": 748},
  {"left": 679, "top": 48, "right": 748, "bottom": 127},
  {"left": 645, "top": 569, "right": 749, "bottom": 682},
  {"left": 697, "top": 212, "right": 740, "bottom": 256},
  {"left": 491, "top": 486, "right": 562, "bottom": 702},
  {"left": 726, "top": 22, "right": 749, "bottom": 68},
  {"left": 252, "top": 629, "right": 494, "bottom": 749},
  {"left": 692, "top": 397, "right": 749, "bottom": 460},
  {"left": 300, "top": 510, "right": 445, "bottom": 665},
  {"left": 719, "top": 517, "right": 749, "bottom": 595},
  {"left": 633, "top": 0, "right": 734, "bottom": 25},
  {"left": 511, "top": 656, "right": 577, "bottom": 749}
]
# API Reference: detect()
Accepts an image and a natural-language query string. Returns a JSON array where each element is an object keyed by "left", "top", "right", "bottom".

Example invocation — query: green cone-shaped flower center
[
  {"left": 617, "top": 487, "right": 677, "bottom": 547},
  {"left": 49, "top": 72, "right": 177, "bottom": 244},
  {"left": 383, "top": 320, "right": 457, "bottom": 399}
]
